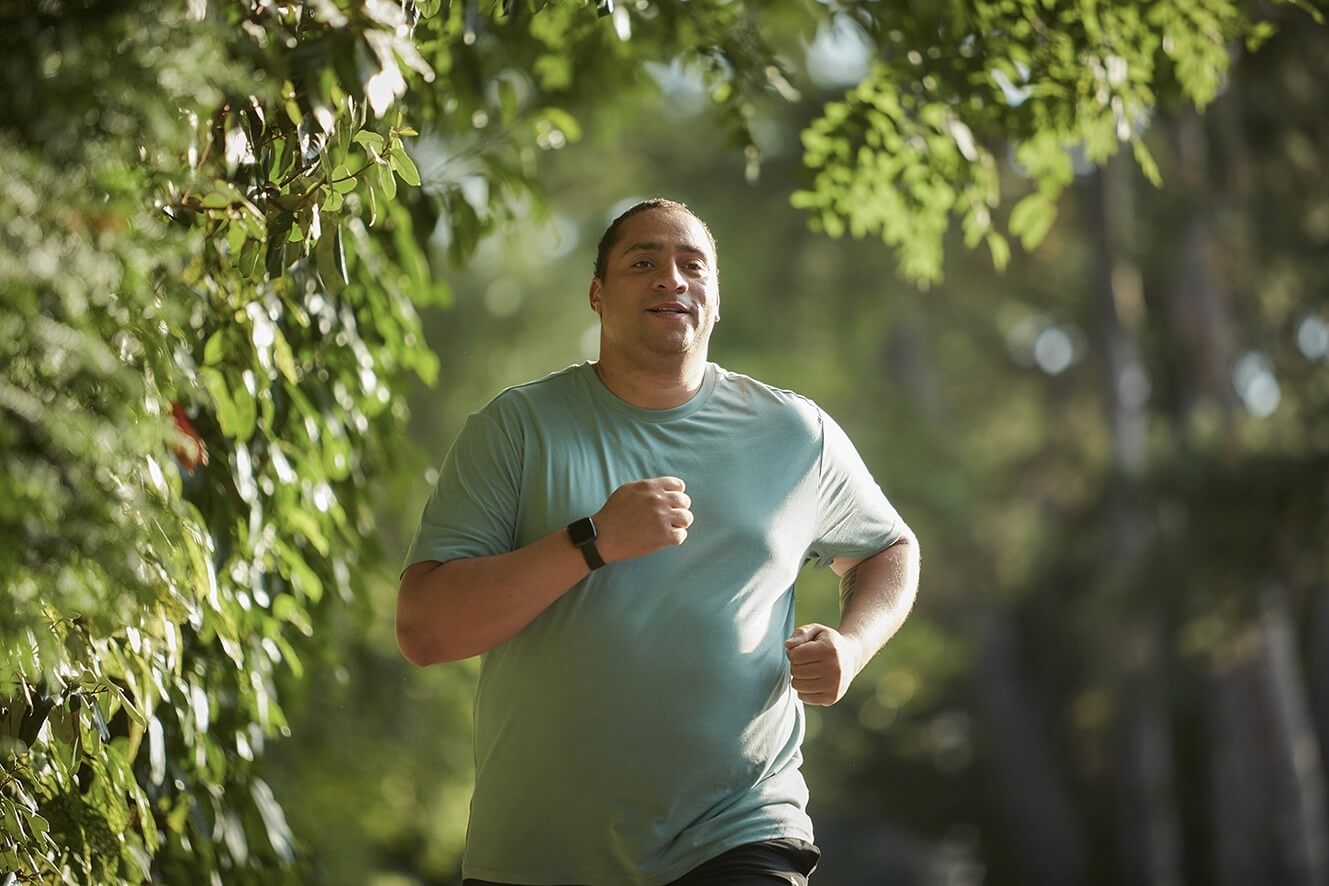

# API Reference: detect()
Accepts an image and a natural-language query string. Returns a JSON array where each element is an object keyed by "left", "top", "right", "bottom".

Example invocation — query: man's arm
[
  {"left": 785, "top": 525, "right": 921, "bottom": 706},
  {"left": 396, "top": 476, "right": 692, "bottom": 666},
  {"left": 397, "top": 529, "right": 591, "bottom": 666}
]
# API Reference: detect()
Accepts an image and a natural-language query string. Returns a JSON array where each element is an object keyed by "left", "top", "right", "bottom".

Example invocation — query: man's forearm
[
  {"left": 397, "top": 476, "right": 693, "bottom": 667},
  {"left": 837, "top": 529, "right": 921, "bottom": 676},
  {"left": 396, "top": 528, "right": 590, "bottom": 666}
]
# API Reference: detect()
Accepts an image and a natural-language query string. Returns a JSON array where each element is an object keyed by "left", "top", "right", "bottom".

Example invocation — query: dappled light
[{"left": 4, "top": 1, "right": 1329, "bottom": 884}]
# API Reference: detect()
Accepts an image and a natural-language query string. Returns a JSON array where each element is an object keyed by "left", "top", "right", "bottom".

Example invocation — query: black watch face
[{"left": 568, "top": 517, "right": 596, "bottom": 546}]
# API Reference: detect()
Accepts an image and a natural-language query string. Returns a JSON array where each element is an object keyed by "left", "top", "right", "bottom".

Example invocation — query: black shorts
[{"left": 463, "top": 838, "right": 821, "bottom": 886}]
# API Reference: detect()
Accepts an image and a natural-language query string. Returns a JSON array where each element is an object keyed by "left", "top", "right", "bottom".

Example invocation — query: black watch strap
[{"left": 567, "top": 517, "right": 605, "bottom": 571}]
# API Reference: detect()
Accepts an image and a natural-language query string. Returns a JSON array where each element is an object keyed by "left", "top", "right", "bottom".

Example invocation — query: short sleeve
[
  {"left": 804, "top": 408, "right": 904, "bottom": 569},
  {"left": 402, "top": 410, "right": 522, "bottom": 572}
]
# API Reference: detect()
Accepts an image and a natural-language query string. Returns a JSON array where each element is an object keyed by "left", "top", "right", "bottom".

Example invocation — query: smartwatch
[{"left": 567, "top": 517, "right": 605, "bottom": 571}]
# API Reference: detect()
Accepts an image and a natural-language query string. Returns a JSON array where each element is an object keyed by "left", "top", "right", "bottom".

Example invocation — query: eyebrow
[{"left": 622, "top": 241, "right": 709, "bottom": 259}]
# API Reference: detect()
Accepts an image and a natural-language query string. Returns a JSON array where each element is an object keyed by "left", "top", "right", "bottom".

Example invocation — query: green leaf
[
  {"left": 128, "top": 780, "right": 158, "bottom": 852},
  {"left": 203, "top": 330, "right": 225, "bottom": 366},
  {"left": 271, "top": 325, "right": 298, "bottom": 383},
  {"left": 198, "top": 368, "right": 240, "bottom": 438},
  {"left": 112, "top": 685, "right": 145, "bottom": 728},
  {"left": 21, "top": 807, "right": 50, "bottom": 837},
  {"left": 272, "top": 596, "right": 312, "bottom": 635},
  {"left": 379, "top": 161, "right": 397, "bottom": 200},
  {"left": 317, "top": 224, "right": 349, "bottom": 295},
  {"left": 231, "top": 380, "right": 257, "bottom": 442},
  {"left": 352, "top": 130, "right": 385, "bottom": 152},
  {"left": 284, "top": 97, "right": 303, "bottom": 127},
  {"left": 276, "top": 538, "right": 323, "bottom": 602},
  {"left": 389, "top": 147, "right": 420, "bottom": 187},
  {"left": 1007, "top": 193, "right": 1057, "bottom": 250},
  {"left": 1015, "top": 133, "right": 1074, "bottom": 189},
  {"left": 1245, "top": 20, "right": 1278, "bottom": 51},
  {"left": 1132, "top": 140, "right": 1163, "bottom": 188},
  {"left": 239, "top": 237, "right": 261, "bottom": 278},
  {"left": 251, "top": 779, "right": 296, "bottom": 863},
  {"left": 789, "top": 189, "right": 818, "bottom": 210},
  {"left": 986, "top": 231, "right": 1011, "bottom": 271},
  {"left": 331, "top": 165, "right": 358, "bottom": 193},
  {"left": 822, "top": 211, "right": 845, "bottom": 239},
  {"left": 226, "top": 220, "right": 246, "bottom": 255},
  {"left": 285, "top": 508, "right": 330, "bottom": 556},
  {"left": 542, "top": 108, "right": 582, "bottom": 142},
  {"left": 2, "top": 799, "right": 27, "bottom": 841}
]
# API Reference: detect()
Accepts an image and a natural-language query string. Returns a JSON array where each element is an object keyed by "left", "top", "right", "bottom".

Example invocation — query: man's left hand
[{"left": 784, "top": 624, "right": 863, "bottom": 706}]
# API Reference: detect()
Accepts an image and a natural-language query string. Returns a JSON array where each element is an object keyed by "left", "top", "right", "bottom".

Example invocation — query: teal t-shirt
[{"left": 405, "top": 362, "right": 903, "bottom": 885}]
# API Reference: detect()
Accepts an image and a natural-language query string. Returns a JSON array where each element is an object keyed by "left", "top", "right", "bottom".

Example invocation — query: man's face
[{"left": 589, "top": 208, "right": 720, "bottom": 362}]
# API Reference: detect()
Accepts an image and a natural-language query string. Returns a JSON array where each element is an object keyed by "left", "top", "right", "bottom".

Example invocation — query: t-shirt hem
[
  {"left": 462, "top": 824, "right": 817, "bottom": 886},
  {"left": 400, "top": 544, "right": 472, "bottom": 577},
  {"left": 647, "top": 824, "right": 817, "bottom": 886}
]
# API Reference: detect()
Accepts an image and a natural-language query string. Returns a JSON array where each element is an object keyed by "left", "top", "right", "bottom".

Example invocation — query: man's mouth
[{"left": 647, "top": 303, "right": 692, "bottom": 315}]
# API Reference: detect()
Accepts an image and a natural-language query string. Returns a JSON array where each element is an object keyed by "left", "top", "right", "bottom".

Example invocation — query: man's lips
[{"left": 646, "top": 303, "right": 693, "bottom": 315}]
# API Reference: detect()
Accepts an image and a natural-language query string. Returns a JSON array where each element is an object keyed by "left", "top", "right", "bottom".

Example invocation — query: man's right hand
[{"left": 592, "top": 476, "right": 693, "bottom": 564}]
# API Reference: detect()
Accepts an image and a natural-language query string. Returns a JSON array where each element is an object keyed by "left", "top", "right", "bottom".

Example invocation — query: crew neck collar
[{"left": 582, "top": 361, "right": 717, "bottom": 423}]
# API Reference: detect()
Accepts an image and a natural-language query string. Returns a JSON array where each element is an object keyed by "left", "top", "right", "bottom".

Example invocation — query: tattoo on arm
[{"left": 839, "top": 565, "right": 860, "bottom": 614}]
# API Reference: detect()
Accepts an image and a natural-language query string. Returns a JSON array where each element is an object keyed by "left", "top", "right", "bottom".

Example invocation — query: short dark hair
[{"left": 593, "top": 198, "right": 717, "bottom": 280}]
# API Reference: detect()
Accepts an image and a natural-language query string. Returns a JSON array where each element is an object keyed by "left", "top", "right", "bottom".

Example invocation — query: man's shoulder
[
  {"left": 712, "top": 364, "right": 824, "bottom": 417},
  {"left": 476, "top": 363, "right": 587, "bottom": 417},
  {"left": 710, "top": 364, "right": 826, "bottom": 438}
]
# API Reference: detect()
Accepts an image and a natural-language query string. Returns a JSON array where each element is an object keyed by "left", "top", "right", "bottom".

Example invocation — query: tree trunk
[
  {"left": 1207, "top": 597, "right": 1329, "bottom": 886},
  {"left": 1311, "top": 586, "right": 1329, "bottom": 799},
  {"left": 1260, "top": 584, "right": 1329, "bottom": 886},
  {"left": 1166, "top": 111, "right": 1238, "bottom": 425},
  {"left": 1209, "top": 637, "right": 1280, "bottom": 886},
  {"left": 1162, "top": 106, "right": 1328, "bottom": 886},
  {"left": 975, "top": 609, "right": 1086, "bottom": 886},
  {"left": 1088, "top": 153, "right": 1183, "bottom": 886},
  {"left": 1115, "top": 625, "right": 1183, "bottom": 886}
]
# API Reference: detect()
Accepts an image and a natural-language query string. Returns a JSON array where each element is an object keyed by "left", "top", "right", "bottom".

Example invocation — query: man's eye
[{"left": 632, "top": 260, "right": 653, "bottom": 268}]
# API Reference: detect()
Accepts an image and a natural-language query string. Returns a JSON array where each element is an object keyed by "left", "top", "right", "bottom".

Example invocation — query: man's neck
[{"left": 593, "top": 352, "right": 709, "bottom": 410}]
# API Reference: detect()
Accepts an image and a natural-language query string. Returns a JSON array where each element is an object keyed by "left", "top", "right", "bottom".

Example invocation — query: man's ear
[{"left": 588, "top": 277, "right": 603, "bottom": 315}]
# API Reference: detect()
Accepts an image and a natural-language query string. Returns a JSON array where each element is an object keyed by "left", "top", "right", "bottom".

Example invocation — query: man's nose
[{"left": 653, "top": 262, "right": 687, "bottom": 291}]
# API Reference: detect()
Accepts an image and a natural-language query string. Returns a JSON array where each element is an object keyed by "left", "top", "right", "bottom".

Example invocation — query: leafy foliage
[
  {"left": 792, "top": 0, "right": 1310, "bottom": 282},
  {"left": 0, "top": 0, "right": 444, "bottom": 880},
  {"left": 3, "top": 0, "right": 1323, "bottom": 882}
]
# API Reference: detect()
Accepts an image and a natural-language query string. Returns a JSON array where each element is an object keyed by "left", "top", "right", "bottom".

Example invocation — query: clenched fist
[
  {"left": 592, "top": 476, "right": 693, "bottom": 564},
  {"left": 785, "top": 624, "right": 863, "bottom": 706}
]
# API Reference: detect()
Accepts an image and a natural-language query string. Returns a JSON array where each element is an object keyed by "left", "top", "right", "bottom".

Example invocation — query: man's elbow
[
  {"left": 395, "top": 582, "right": 457, "bottom": 667},
  {"left": 396, "top": 604, "right": 478, "bottom": 667},
  {"left": 395, "top": 619, "right": 438, "bottom": 668},
  {"left": 396, "top": 562, "right": 456, "bottom": 666}
]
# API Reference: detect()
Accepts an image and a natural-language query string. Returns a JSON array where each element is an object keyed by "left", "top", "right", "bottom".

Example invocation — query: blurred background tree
[{"left": 3, "top": 0, "right": 1326, "bottom": 884}]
